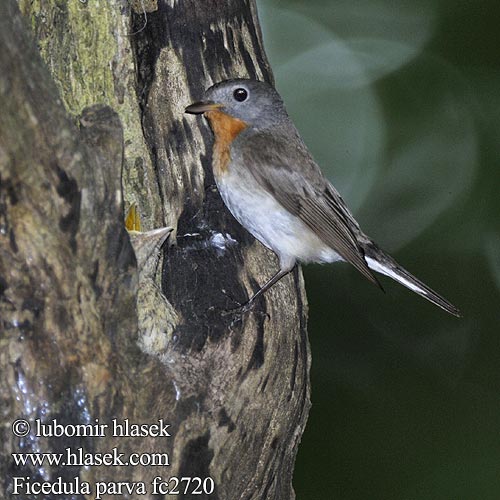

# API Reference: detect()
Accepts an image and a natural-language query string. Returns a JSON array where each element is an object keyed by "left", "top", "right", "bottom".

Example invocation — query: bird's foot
[
  {"left": 205, "top": 290, "right": 269, "bottom": 323},
  {"left": 222, "top": 299, "right": 270, "bottom": 325},
  {"left": 216, "top": 289, "right": 255, "bottom": 316},
  {"left": 221, "top": 299, "right": 255, "bottom": 317}
]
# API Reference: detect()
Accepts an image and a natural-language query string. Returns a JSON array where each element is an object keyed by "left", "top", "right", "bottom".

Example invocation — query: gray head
[{"left": 185, "top": 78, "right": 289, "bottom": 129}]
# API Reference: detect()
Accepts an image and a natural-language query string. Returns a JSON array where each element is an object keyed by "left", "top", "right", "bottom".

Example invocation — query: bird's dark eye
[{"left": 233, "top": 88, "right": 248, "bottom": 102}]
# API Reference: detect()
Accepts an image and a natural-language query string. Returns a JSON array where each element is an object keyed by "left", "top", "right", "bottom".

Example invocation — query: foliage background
[{"left": 257, "top": 0, "right": 500, "bottom": 498}]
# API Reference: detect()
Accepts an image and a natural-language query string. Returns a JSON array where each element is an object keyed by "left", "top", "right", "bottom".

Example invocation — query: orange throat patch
[{"left": 205, "top": 110, "right": 247, "bottom": 176}]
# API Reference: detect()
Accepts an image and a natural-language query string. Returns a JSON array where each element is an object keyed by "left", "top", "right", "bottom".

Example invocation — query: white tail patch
[{"left": 365, "top": 256, "right": 425, "bottom": 295}]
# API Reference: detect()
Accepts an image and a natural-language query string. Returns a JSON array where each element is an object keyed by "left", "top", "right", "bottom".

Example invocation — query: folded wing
[{"left": 240, "top": 130, "right": 380, "bottom": 286}]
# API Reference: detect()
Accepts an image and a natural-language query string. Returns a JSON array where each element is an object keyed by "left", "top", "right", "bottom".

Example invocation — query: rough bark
[{"left": 1, "top": 1, "right": 311, "bottom": 499}]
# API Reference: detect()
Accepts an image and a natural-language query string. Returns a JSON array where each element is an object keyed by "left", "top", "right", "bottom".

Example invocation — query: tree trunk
[{"left": 1, "top": 1, "right": 310, "bottom": 499}]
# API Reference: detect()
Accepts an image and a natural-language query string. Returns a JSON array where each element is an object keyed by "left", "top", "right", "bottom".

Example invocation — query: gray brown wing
[{"left": 238, "top": 130, "right": 379, "bottom": 286}]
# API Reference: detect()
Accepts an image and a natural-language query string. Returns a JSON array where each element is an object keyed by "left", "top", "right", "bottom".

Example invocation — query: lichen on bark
[{"left": 3, "top": 1, "right": 312, "bottom": 498}]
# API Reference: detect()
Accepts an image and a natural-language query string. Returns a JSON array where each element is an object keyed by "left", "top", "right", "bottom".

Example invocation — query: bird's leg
[
  {"left": 239, "top": 260, "right": 296, "bottom": 313},
  {"left": 245, "top": 268, "right": 291, "bottom": 306},
  {"left": 220, "top": 258, "right": 296, "bottom": 316}
]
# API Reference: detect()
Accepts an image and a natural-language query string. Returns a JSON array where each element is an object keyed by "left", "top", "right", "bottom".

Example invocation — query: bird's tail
[{"left": 363, "top": 243, "right": 461, "bottom": 317}]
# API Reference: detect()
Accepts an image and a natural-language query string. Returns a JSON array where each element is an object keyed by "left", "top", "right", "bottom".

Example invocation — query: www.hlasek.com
[{"left": 10, "top": 418, "right": 215, "bottom": 497}]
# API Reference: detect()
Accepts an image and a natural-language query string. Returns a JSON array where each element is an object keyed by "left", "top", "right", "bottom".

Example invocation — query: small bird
[{"left": 185, "top": 79, "right": 460, "bottom": 317}]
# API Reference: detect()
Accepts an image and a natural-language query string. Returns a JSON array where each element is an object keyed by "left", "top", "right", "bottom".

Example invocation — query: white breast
[{"left": 215, "top": 170, "right": 342, "bottom": 267}]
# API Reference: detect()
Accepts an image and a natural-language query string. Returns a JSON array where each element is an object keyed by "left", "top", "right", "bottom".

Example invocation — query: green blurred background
[{"left": 256, "top": 1, "right": 500, "bottom": 498}]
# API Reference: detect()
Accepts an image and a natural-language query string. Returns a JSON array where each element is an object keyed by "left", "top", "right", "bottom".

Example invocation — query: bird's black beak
[{"left": 184, "top": 101, "right": 223, "bottom": 115}]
